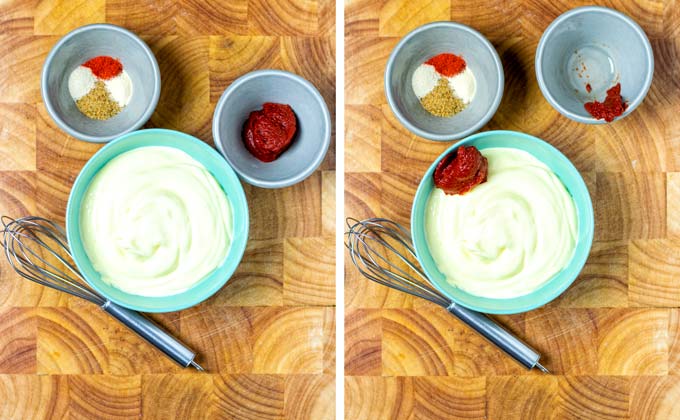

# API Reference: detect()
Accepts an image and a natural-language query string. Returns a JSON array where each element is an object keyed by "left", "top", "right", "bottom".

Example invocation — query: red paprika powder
[
  {"left": 83, "top": 56, "right": 123, "bottom": 80},
  {"left": 425, "top": 53, "right": 466, "bottom": 77}
]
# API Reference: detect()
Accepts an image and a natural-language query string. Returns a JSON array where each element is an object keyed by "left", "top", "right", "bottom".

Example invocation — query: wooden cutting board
[
  {"left": 0, "top": 1, "right": 335, "bottom": 419},
  {"left": 345, "top": 0, "right": 680, "bottom": 419}
]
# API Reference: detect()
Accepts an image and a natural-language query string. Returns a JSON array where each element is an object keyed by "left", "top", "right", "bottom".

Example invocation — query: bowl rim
[
  {"left": 411, "top": 130, "right": 595, "bottom": 314},
  {"left": 535, "top": 5, "right": 654, "bottom": 125},
  {"left": 384, "top": 21, "right": 505, "bottom": 142},
  {"left": 41, "top": 23, "right": 161, "bottom": 143},
  {"left": 65, "top": 128, "right": 250, "bottom": 312},
  {"left": 212, "top": 69, "right": 332, "bottom": 189}
]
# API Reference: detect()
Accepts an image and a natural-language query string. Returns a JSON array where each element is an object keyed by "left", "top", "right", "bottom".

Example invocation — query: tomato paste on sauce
[
  {"left": 243, "top": 103, "right": 297, "bottom": 162},
  {"left": 434, "top": 145, "right": 488, "bottom": 195},
  {"left": 584, "top": 83, "right": 627, "bottom": 123}
]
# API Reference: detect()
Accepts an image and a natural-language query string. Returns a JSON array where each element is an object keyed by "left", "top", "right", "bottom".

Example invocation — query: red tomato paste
[
  {"left": 243, "top": 103, "right": 297, "bottom": 162},
  {"left": 584, "top": 83, "right": 627, "bottom": 123},
  {"left": 434, "top": 145, "right": 488, "bottom": 195}
]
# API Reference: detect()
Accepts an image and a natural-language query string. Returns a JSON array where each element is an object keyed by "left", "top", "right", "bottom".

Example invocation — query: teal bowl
[
  {"left": 66, "top": 129, "right": 249, "bottom": 312},
  {"left": 411, "top": 130, "right": 594, "bottom": 314}
]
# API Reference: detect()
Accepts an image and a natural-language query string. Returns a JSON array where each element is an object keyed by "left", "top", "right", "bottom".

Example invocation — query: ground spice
[
  {"left": 76, "top": 81, "right": 121, "bottom": 120},
  {"left": 420, "top": 78, "right": 465, "bottom": 117},
  {"left": 584, "top": 83, "right": 627, "bottom": 122},
  {"left": 82, "top": 56, "right": 123, "bottom": 80},
  {"left": 425, "top": 53, "right": 466, "bottom": 77}
]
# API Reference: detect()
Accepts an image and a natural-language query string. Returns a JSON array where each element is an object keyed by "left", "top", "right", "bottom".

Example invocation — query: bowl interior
[
  {"left": 214, "top": 71, "right": 331, "bottom": 188},
  {"left": 412, "top": 130, "right": 594, "bottom": 314},
  {"left": 66, "top": 129, "right": 249, "bottom": 312},
  {"left": 538, "top": 8, "right": 652, "bottom": 122},
  {"left": 44, "top": 26, "right": 159, "bottom": 141},
  {"left": 387, "top": 24, "right": 503, "bottom": 140}
]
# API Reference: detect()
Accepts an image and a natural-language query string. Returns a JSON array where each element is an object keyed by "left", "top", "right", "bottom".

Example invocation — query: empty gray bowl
[
  {"left": 213, "top": 70, "right": 331, "bottom": 189},
  {"left": 41, "top": 24, "right": 160, "bottom": 142},
  {"left": 536, "top": 6, "right": 653, "bottom": 124},
  {"left": 385, "top": 21, "right": 504, "bottom": 142}
]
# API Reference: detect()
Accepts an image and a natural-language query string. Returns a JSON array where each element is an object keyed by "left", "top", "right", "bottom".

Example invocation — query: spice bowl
[
  {"left": 536, "top": 6, "right": 653, "bottom": 124},
  {"left": 41, "top": 23, "right": 160, "bottom": 143},
  {"left": 213, "top": 69, "right": 331, "bottom": 189},
  {"left": 385, "top": 21, "right": 504, "bottom": 142}
]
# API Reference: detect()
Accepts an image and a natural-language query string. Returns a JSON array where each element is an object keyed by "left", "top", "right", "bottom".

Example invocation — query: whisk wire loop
[
  {"left": 1, "top": 216, "right": 104, "bottom": 305},
  {"left": 346, "top": 217, "right": 450, "bottom": 307}
]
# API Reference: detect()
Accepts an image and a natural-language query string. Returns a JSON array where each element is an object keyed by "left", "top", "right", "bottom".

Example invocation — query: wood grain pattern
[
  {"left": 284, "top": 237, "right": 335, "bottom": 305},
  {"left": 0, "top": 104, "right": 36, "bottom": 171},
  {"left": 345, "top": 0, "right": 680, "bottom": 418},
  {"left": 0, "top": 375, "right": 68, "bottom": 419},
  {"left": 0, "top": 1, "right": 334, "bottom": 418},
  {"left": 557, "top": 376, "right": 630, "bottom": 420}
]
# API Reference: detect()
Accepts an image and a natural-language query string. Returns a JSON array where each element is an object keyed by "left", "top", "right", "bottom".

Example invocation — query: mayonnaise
[
  {"left": 79, "top": 146, "right": 233, "bottom": 297},
  {"left": 425, "top": 148, "right": 578, "bottom": 299}
]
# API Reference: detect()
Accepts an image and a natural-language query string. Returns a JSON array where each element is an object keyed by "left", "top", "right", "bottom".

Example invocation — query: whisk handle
[
  {"left": 102, "top": 301, "right": 201, "bottom": 370},
  {"left": 447, "top": 303, "right": 543, "bottom": 371}
]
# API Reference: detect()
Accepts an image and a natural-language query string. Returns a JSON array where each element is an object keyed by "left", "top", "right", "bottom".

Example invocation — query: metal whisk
[
  {"left": 346, "top": 217, "right": 549, "bottom": 373},
  {"left": 1, "top": 215, "right": 204, "bottom": 371}
]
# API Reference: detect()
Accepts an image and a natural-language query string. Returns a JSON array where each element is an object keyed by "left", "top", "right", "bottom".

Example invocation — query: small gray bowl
[
  {"left": 536, "top": 6, "right": 653, "bottom": 124},
  {"left": 385, "top": 21, "right": 504, "bottom": 142},
  {"left": 213, "top": 70, "right": 331, "bottom": 189},
  {"left": 41, "top": 24, "right": 160, "bottom": 143}
]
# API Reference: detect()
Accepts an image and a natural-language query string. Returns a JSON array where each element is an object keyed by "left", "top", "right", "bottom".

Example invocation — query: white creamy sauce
[
  {"left": 80, "top": 146, "right": 233, "bottom": 297},
  {"left": 425, "top": 148, "right": 578, "bottom": 299}
]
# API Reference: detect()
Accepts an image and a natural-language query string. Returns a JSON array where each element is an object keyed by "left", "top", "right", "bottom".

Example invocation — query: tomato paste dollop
[
  {"left": 584, "top": 83, "right": 627, "bottom": 123},
  {"left": 433, "top": 145, "right": 488, "bottom": 195},
  {"left": 243, "top": 103, "right": 297, "bottom": 162}
]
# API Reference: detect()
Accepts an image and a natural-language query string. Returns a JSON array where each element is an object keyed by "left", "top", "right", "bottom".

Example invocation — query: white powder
[
  {"left": 412, "top": 64, "right": 439, "bottom": 99},
  {"left": 68, "top": 66, "right": 96, "bottom": 100},
  {"left": 104, "top": 70, "right": 133, "bottom": 107},
  {"left": 447, "top": 67, "right": 477, "bottom": 104}
]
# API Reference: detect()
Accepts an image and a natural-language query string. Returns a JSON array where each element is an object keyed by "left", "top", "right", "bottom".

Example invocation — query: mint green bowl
[
  {"left": 66, "top": 129, "right": 249, "bottom": 313},
  {"left": 411, "top": 130, "right": 594, "bottom": 314}
]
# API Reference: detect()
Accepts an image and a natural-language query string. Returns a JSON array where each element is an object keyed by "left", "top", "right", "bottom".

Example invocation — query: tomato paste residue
[
  {"left": 585, "top": 83, "right": 592, "bottom": 93},
  {"left": 243, "top": 103, "right": 297, "bottom": 162},
  {"left": 434, "top": 145, "right": 488, "bottom": 195},
  {"left": 584, "top": 83, "right": 627, "bottom": 123}
]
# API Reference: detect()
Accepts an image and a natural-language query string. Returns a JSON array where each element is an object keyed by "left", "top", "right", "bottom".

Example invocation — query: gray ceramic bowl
[
  {"left": 41, "top": 24, "right": 160, "bottom": 142},
  {"left": 213, "top": 70, "right": 331, "bottom": 189},
  {"left": 536, "top": 6, "right": 653, "bottom": 124},
  {"left": 385, "top": 21, "right": 504, "bottom": 142}
]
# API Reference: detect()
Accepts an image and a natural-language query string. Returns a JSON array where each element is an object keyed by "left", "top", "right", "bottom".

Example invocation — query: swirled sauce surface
[
  {"left": 425, "top": 147, "right": 577, "bottom": 298},
  {"left": 80, "top": 146, "right": 233, "bottom": 297}
]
